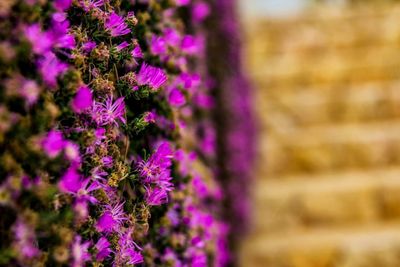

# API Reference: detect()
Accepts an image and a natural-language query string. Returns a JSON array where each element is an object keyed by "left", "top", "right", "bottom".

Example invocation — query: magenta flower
[
  {"left": 192, "top": 1, "right": 210, "bottom": 22},
  {"left": 12, "top": 219, "right": 40, "bottom": 259},
  {"left": 92, "top": 96, "right": 126, "bottom": 126},
  {"left": 181, "top": 35, "right": 199, "bottom": 54},
  {"left": 58, "top": 167, "right": 100, "bottom": 203},
  {"left": 19, "top": 79, "right": 40, "bottom": 106},
  {"left": 131, "top": 45, "right": 143, "bottom": 59},
  {"left": 179, "top": 72, "right": 201, "bottom": 90},
  {"left": 79, "top": 0, "right": 103, "bottom": 11},
  {"left": 114, "top": 228, "right": 143, "bottom": 265},
  {"left": 164, "top": 28, "right": 181, "bottom": 47},
  {"left": 175, "top": 0, "right": 190, "bottom": 6},
  {"left": 162, "top": 248, "right": 183, "bottom": 266},
  {"left": 76, "top": 179, "right": 101, "bottom": 203},
  {"left": 73, "top": 200, "right": 89, "bottom": 221},
  {"left": 194, "top": 92, "right": 215, "bottom": 109},
  {"left": 64, "top": 141, "right": 81, "bottom": 163},
  {"left": 82, "top": 40, "right": 96, "bottom": 53},
  {"left": 137, "top": 63, "right": 167, "bottom": 90},
  {"left": 126, "top": 248, "right": 144, "bottom": 265},
  {"left": 130, "top": 44, "right": 143, "bottom": 66},
  {"left": 192, "top": 175, "right": 209, "bottom": 199},
  {"left": 71, "top": 85, "right": 92, "bottom": 113},
  {"left": 105, "top": 12, "right": 130, "bottom": 37},
  {"left": 116, "top": 41, "right": 129, "bottom": 51},
  {"left": 42, "top": 130, "right": 65, "bottom": 158},
  {"left": 168, "top": 88, "right": 186, "bottom": 107},
  {"left": 143, "top": 111, "right": 156, "bottom": 123},
  {"left": 95, "top": 212, "right": 115, "bottom": 233},
  {"left": 139, "top": 141, "right": 173, "bottom": 184},
  {"left": 94, "top": 128, "right": 107, "bottom": 145},
  {"left": 175, "top": 149, "right": 196, "bottom": 176},
  {"left": 52, "top": 12, "right": 67, "bottom": 22},
  {"left": 54, "top": 0, "right": 72, "bottom": 11},
  {"left": 139, "top": 142, "right": 174, "bottom": 206},
  {"left": 91, "top": 166, "right": 108, "bottom": 183},
  {"left": 145, "top": 186, "right": 169, "bottom": 206},
  {"left": 38, "top": 52, "right": 68, "bottom": 87},
  {"left": 58, "top": 166, "right": 82, "bottom": 194},
  {"left": 190, "top": 250, "right": 208, "bottom": 267},
  {"left": 95, "top": 202, "right": 127, "bottom": 233},
  {"left": 101, "top": 156, "right": 113, "bottom": 168},
  {"left": 71, "top": 235, "right": 91, "bottom": 267},
  {"left": 50, "top": 19, "right": 75, "bottom": 50},
  {"left": 150, "top": 34, "right": 166, "bottom": 55},
  {"left": 95, "top": 237, "right": 112, "bottom": 261},
  {"left": 24, "top": 24, "right": 53, "bottom": 54}
]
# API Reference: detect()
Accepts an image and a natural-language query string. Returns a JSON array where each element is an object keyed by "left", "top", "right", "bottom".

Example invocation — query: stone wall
[{"left": 240, "top": 4, "right": 400, "bottom": 267}]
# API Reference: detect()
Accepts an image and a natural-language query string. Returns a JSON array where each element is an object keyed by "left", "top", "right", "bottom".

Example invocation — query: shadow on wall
[{"left": 240, "top": 1, "right": 400, "bottom": 267}]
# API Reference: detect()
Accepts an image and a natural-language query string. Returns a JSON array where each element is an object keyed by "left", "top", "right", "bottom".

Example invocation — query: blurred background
[{"left": 238, "top": 0, "right": 400, "bottom": 266}]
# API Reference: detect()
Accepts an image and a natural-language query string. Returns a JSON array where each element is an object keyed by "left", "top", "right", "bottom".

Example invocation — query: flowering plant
[{"left": 0, "top": 0, "right": 230, "bottom": 266}]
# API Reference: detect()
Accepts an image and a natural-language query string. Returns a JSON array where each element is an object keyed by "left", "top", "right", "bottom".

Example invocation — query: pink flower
[
  {"left": 150, "top": 34, "right": 166, "bottom": 55},
  {"left": 95, "top": 237, "right": 112, "bottom": 261},
  {"left": 114, "top": 228, "right": 143, "bottom": 265},
  {"left": 95, "top": 202, "right": 127, "bottom": 233},
  {"left": 192, "top": 175, "right": 209, "bottom": 199},
  {"left": 164, "top": 28, "right": 181, "bottom": 47},
  {"left": 71, "top": 235, "right": 91, "bottom": 267},
  {"left": 58, "top": 166, "right": 82, "bottom": 194},
  {"left": 96, "top": 212, "right": 116, "bottom": 233},
  {"left": 145, "top": 187, "right": 169, "bottom": 206},
  {"left": 92, "top": 96, "right": 126, "bottom": 126},
  {"left": 131, "top": 45, "right": 143, "bottom": 60},
  {"left": 116, "top": 41, "right": 129, "bottom": 51},
  {"left": 175, "top": 0, "right": 190, "bottom": 5},
  {"left": 181, "top": 35, "right": 199, "bottom": 54},
  {"left": 105, "top": 12, "right": 130, "bottom": 37},
  {"left": 12, "top": 219, "right": 40, "bottom": 259},
  {"left": 71, "top": 85, "right": 92, "bottom": 113},
  {"left": 19, "top": 79, "right": 40, "bottom": 106},
  {"left": 168, "top": 88, "right": 186, "bottom": 107},
  {"left": 143, "top": 111, "right": 156, "bottom": 123},
  {"left": 137, "top": 63, "right": 167, "bottom": 90},
  {"left": 50, "top": 19, "right": 75, "bottom": 50},
  {"left": 192, "top": 1, "right": 210, "bottom": 22},
  {"left": 38, "top": 52, "right": 68, "bottom": 87},
  {"left": 73, "top": 200, "right": 89, "bottom": 221},
  {"left": 179, "top": 72, "right": 201, "bottom": 90},
  {"left": 139, "top": 142, "right": 173, "bottom": 183},
  {"left": 24, "top": 24, "right": 53, "bottom": 54},
  {"left": 79, "top": 0, "right": 103, "bottom": 11},
  {"left": 82, "top": 40, "right": 96, "bottom": 53},
  {"left": 42, "top": 130, "right": 65, "bottom": 158},
  {"left": 139, "top": 142, "right": 174, "bottom": 206},
  {"left": 101, "top": 156, "right": 113, "bottom": 168},
  {"left": 64, "top": 141, "right": 81, "bottom": 163},
  {"left": 54, "top": 0, "right": 72, "bottom": 11}
]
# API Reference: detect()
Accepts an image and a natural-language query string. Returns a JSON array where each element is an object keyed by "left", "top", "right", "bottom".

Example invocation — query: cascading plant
[{"left": 0, "top": 0, "right": 229, "bottom": 266}]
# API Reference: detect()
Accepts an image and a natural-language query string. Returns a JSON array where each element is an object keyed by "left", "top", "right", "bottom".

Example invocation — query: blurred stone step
[
  {"left": 256, "top": 80, "right": 400, "bottom": 127},
  {"left": 254, "top": 76, "right": 400, "bottom": 94},
  {"left": 262, "top": 120, "right": 400, "bottom": 176},
  {"left": 251, "top": 167, "right": 400, "bottom": 234},
  {"left": 241, "top": 3, "right": 400, "bottom": 267},
  {"left": 240, "top": 222, "right": 400, "bottom": 267},
  {"left": 247, "top": 6, "right": 400, "bottom": 56},
  {"left": 251, "top": 56, "right": 400, "bottom": 87},
  {"left": 250, "top": 46, "right": 400, "bottom": 78}
]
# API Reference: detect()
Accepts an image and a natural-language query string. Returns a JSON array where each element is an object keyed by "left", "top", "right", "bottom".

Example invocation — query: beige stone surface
[{"left": 240, "top": 3, "right": 400, "bottom": 267}]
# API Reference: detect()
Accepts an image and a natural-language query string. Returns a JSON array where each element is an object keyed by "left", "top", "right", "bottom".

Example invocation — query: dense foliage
[
  {"left": 0, "top": 0, "right": 230, "bottom": 266},
  {"left": 206, "top": 0, "right": 256, "bottom": 261}
]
